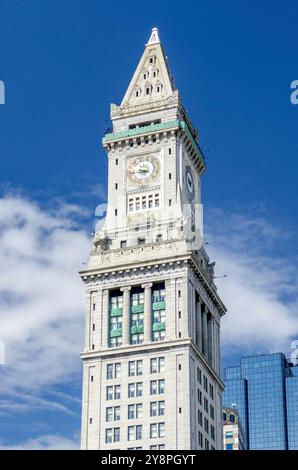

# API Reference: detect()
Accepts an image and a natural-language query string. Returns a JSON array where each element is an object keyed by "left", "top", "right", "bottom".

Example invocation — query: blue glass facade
[
  {"left": 286, "top": 366, "right": 298, "bottom": 450},
  {"left": 224, "top": 353, "right": 298, "bottom": 450}
]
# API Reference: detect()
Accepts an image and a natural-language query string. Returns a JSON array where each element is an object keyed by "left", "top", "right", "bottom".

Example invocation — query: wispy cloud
[
  {"left": 0, "top": 191, "right": 298, "bottom": 448},
  {"left": 0, "top": 194, "right": 90, "bottom": 402},
  {"left": 206, "top": 208, "right": 298, "bottom": 358},
  {"left": 0, "top": 433, "right": 80, "bottom": 450}
]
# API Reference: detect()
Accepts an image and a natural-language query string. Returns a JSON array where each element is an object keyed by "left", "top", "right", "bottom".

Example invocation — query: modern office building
[
  {"left": 222, "top": 407, "right": 246, "bottom": 450},
  {"left": 80, "top": 27, "right": 226, "bottom": 450},
  {"left": 223, "top": 352, "right": 298, "bottom": 450},
  {"left": 286, "top": 363, "right": 298, "bottom": 450}
]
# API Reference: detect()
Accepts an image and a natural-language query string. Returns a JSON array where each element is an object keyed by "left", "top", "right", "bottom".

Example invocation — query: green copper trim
[
  {"left": 131, "top": 325, "right": 144, "bottom": 335},
  {"left": 131, "top": 304, "right": 144, "bottom": 314},
  {"left": 102, "top": 120, "right": 206, "bottom": 169},
  {"left": 109, "top": 307, "right": 123, "bottom": 317},
  {"left": 110, "top": 328, "right": 122, "bottom": 338},
  {"left": 103, "top": 120, "right": 180, "bottom": 143},
  {"left": 152, "top": 322, "right": 166, "bottom": 332},
  {"left": 152, "top": 301, "right": 166, "bottom": 311}
]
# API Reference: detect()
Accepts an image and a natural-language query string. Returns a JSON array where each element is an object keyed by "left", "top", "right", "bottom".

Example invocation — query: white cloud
[
  {"left": 1, "top": 191, "right": 298, "bottom": 447},
  {"left": 0, "top": 194, "right": 90, "bottom": 401},
  {"left": 0, "top": 433, "right": 80, "bottom": 450},
  {"left": 206, "top": 209, "right": 298, "bottom": 357}
]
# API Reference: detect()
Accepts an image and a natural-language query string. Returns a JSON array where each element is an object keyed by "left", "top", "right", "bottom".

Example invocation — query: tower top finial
[{"left": 146, "top": 27, "right": 160, "bottom": 46}]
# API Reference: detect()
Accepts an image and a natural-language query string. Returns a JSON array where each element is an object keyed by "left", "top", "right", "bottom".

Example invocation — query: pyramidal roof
[{"left": 121, "top": 27, "right": 176, "bottom": 107}]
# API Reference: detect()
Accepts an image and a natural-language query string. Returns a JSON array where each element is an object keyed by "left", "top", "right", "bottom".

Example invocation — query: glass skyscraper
[
  {"left": 223, "top": 353, "right": 298, "bottom": 450},
  {"left": 286, "top": 365, "right": 298, "bottom": 450}
]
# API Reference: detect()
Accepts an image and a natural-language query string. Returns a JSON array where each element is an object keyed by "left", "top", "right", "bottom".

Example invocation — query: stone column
[
  {"left": 207, "top": 314, "right": 213, "bottom": 366},
  {"left": 142, "top": 283, "right": 153, "bottom": 342},
  {"left": 101, "top": 289, "right": 109, "bottom": 348},
  {"left": 196, "top": 299, "right": 203, "bottom": 353},
  {"left": 84, "top": 291, "right": 91, "bottom": 352},
  {"left": 121, "top": 286, "right": 131, "bottom": 346},
  {"left": 201, "top": 306, "right": 208, "bottom": 360}
]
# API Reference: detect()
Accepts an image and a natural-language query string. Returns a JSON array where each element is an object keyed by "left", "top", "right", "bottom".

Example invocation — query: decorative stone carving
[{"left": 93, "top": 230, "right": 109, "bottom": 251}]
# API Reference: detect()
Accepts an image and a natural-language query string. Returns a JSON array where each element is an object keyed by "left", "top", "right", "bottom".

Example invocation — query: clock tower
[{"left": 80, "top": 28, "right": 226, "bottom": 450}]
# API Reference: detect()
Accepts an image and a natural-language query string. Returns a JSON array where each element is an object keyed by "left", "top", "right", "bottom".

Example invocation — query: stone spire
[
  {"left": 120, "top": 27, "right": 176, "bottom": 107},
  {"left": 146, "top": 27, "right": 161, "bottom": 46}
]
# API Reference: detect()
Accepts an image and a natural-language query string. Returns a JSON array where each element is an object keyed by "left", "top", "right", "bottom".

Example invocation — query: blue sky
[{"left": 0, "top": 0, "right": 298, "bottom": 449}]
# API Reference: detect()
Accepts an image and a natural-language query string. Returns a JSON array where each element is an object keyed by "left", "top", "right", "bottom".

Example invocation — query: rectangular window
[
  {"left": 150, "top": 423, "right": 157, "bottom": 439},
  {"left": 128, "top": 404, "right": 135, "bottom": 419},
  {"left": 136, "top": 382, "right": 142, "bottom": 397},
  {"left": 114, "top": 428, "right": 120, "bottom": 442},
  {"left": 197, "top": 367, "right": 202, "bottom": 384},
  {"left": 204, "top": 417, "right": 209, "bottom": 434},
  {"left": 150, "top": 357, "right": 165, "bottom": 374},
  {"left": 106, "top": 407, "right": 113, "bottom": 422},
  {"left": 105, "top": 428, "right": 113, "bottom": 444},
  {"left": 150, "top": 380, "right": 157, "bottom": 395},
  {"left": 115, "top": 363, "right": 121, "bottom": 378},
  {"left": 210, "top": 404, "right": 215, "bottom": 420},
  {"left": 128, "top": 426, "right": 135, "bottom": 441},
  {"left": 159, "top": 422, "right": 165, "bottom": 438},
  {"left": 137, "top": 360, "right": 143, "bottom": 376},
  {"left": 115, "top": 385, "right": 121, "bottom": 400},
  {"left": 150, "top": 423, "right": 165, "bottom": 438},
  {"left": 226, "top": 431, "right": 234, "bottom": 439},
  {"left": 153, "top": 330, "right": 166, "bottom": 342},
  {"left": 150, "top": 380, "right": 165, "bottom": 395},
  {"left": 153, "top": 310, "right": 166, "bottom": 324},
  {"left": 150, "top": 401, "right": 165, "bottom": 417},
  {"left": 128, "top": 383, "right": 135, "bottom": 398},
  {"left": 114, "top": 406, "right": 120, "bottom": 421},
  {"left": 107, "top": 365, "right": 113, "bottom": 380},
  {"left": 150, "top": 402, "right": 157, "bottom": 417},
  {"left": 128, "top": 425, "right": 142, "bottom": 441},
  {"left": 198, "top": 410, "right": 203, "bottom": 426},
  {"left": 136, "top": 403, "right": 143, "bottom": 419},
  {"left": 204, "top": 376, "right": 208, "bottom": 392},
  {"left": 198, "top": 431, "right": 203, "bottom": 448},
  {"left": 136, "top": 425, "right": 142, "bottom": 440},
  {"left": 106, "top": 386, "right": 113, "bottom": 401},
  {"left": 128, "top": 361, "right": 136, "bottom": 377}
]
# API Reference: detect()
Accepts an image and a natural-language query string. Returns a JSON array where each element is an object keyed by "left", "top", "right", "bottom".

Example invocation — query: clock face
[
  {"left": 127, "top": 155, "right": 160, "bottom": 185},
  {"left": 185, "top": 166, "right": 195, "bottom": 200}
]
